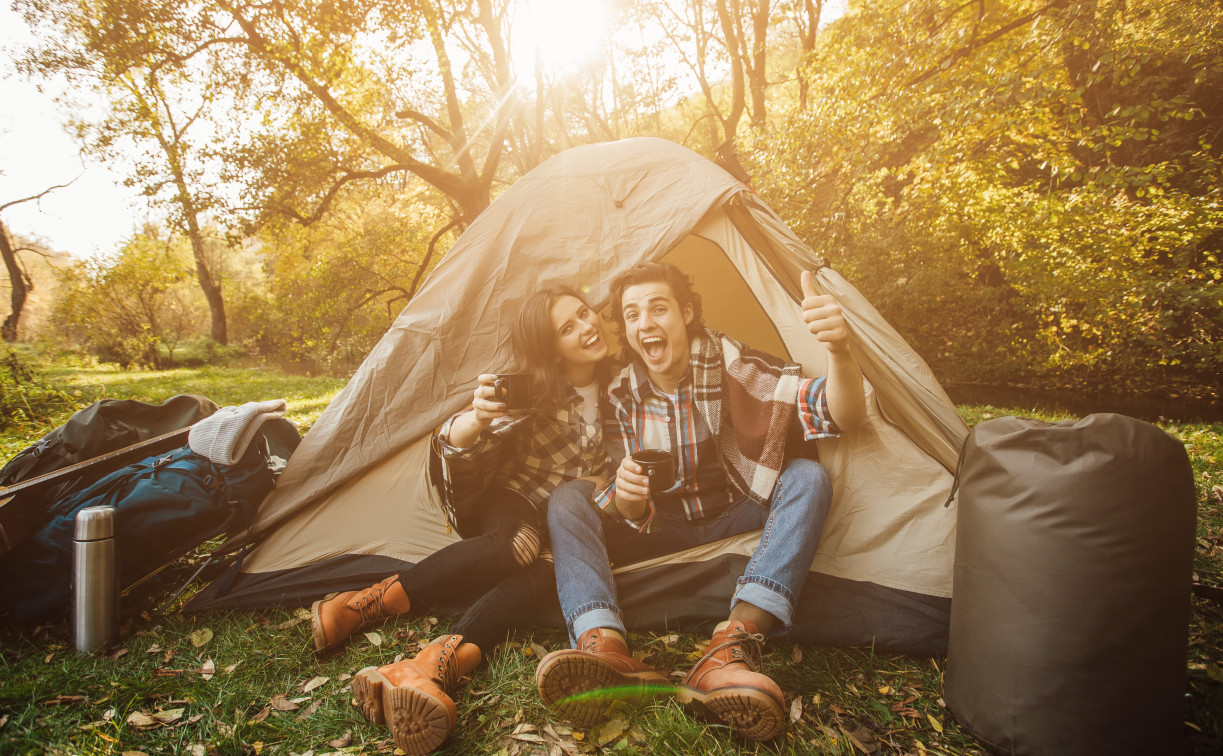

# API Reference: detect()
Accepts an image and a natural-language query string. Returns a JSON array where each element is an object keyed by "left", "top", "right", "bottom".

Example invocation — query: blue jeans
[{"left": 548, "top": 458, "right": 832, "bottom": 646}]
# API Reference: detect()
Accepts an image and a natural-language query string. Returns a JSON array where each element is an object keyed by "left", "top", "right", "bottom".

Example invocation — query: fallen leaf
[
  {"left": 103, "top": 708, "right": 116, "bottom": 721},
  {"left": 364, "top": 631, "right": 383, "bottom": 647},
  {"left": 424, "top": 616, "right": 439, "bottom": 627},
  {"left": 512, "top": 724, "right": 538, "bottom": 735},
  {"left": 269, "top": 694, "right": 300, "bottom": 712},
  {"left": 927, "top": 713, "right": 944, "bottom": 733},
  {"left": 790, "top": 696, "right": 803, "bottom": 723},
  {"left": 153, "top": 708, "right": 184, "bottom": 724},
  {"left": 297, "top": 700, "right": 322, "bottom": 720},
  {"left": 509, "top": 733, "right": 545, "bottom": 743},
  {"left": 273, "top": 615, "right": 306, "bottom": 630},
  {"left": 105, "top": 647, "right": 129, "bottom": 660},
  {"left": 163, "top": 649, "right": 175, "bottom": 664},
  {"left": 188, "top": 628, "right": 213, "bottom": 648},
  {"left": 225, "top": 661, "right": 241, "bottom": 674},
  {"left": 589, "top": 716, "right": 629, "bottom": 747},
  {"left": 43, "top": 695, "right": 87, "bottom": 706},
  {"left": 529, "top": 642, "right": 548, "bottom": 659},
  {"left": 1, "top": 714, "right": 9, "bottom": 728},
  {"left": 841, "top": 727, "right": 870, "bottom": 755},
  {"left": 121, "top": 751, "right": 150, "bottom": 756},
  {"left": 249, "top": 706, "right": 271, "bottom": 723},
  {"left": 126, "top": 711, "right": 158, "bottom": 728},
  {"left": 294, "top": 607, "right": 311, "bottom": 620},
  {"left": 791, "top": 646, "right": 803, "bottom": 664},
  {"left": 189, "top": 745, "right": 206, "bottom": 756},
  {"left": 878, "top": 685, "right": 892, "bottom": 695},
  {"left": 201, "top": 659, "right": 215, "bottom": 681},
  {"left": 188, "top": 713, "right": 204, "bottom": 724},
  {"left": 146, "top": 643, "right": 162, "bottom": 654},
  {"left": 302, "top": 676, "right": 329, "bottom": 693},
  {"left": 328, "top": 730, "right": 353, "bottom": 748}
]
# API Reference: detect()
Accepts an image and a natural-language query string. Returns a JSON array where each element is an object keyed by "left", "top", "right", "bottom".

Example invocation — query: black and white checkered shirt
[{"left": 437, "top": 383, "right": 610, "bottom": 509}]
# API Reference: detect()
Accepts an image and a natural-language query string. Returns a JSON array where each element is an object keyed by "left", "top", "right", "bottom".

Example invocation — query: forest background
[{"left": 1, "top": 0, "right": 1220, "bottom": 402}]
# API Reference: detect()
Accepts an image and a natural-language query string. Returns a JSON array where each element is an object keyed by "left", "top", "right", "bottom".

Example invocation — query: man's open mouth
[{"left": 641, "top": 335, "right": 667, "bottom": 361}]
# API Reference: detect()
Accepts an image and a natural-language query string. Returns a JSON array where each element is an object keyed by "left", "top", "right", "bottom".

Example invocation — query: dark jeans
[{"left": 398, "top": 487, "right": 555, "bottom": 652}]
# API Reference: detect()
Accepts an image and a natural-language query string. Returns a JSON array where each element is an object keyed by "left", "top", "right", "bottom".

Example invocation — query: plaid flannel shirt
[
  {"left": 437, "top": 383, "right": 610, "bottom": 509},
  {"left": 593, "top": 330, "right": 839, "bottom": 531}
]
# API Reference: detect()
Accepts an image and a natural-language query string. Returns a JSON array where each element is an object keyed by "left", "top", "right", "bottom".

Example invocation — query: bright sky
[{"left": 0, "top": 4, "right": 146, "bottom": 258}]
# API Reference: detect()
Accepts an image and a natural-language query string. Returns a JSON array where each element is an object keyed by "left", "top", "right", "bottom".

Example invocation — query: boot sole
[
  {"left": 535, "top": 652, "right": 672, "bottom": 728},
  {"left": 386, "top": 682, "right": 456, "bottom": 755},
  {"left": 352, "top": 666, "right": 387, "bottom": 725},
  {"left": 676, "top": 684, "right": 786, "bottom": 741}
]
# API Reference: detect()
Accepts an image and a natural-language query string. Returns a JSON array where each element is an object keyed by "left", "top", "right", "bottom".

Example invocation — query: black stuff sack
[
  {"left": 0, "top": 394, "right": 219, "bottom": 506},
  {"left": 944, "top": 413, "right": 1196, "bottom": 756}
]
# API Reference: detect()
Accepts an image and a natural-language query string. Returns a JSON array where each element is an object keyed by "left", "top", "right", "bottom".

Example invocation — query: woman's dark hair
[
  {"left": 607, "top": 262, "right": 705, "bottom": 340},
  {"left": 511, "top": 284, "right": 612, "bottom": 410}
]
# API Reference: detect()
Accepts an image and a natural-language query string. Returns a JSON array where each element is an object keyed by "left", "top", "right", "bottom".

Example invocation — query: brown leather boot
[
  {"left": 535, "top": 628, "right": 672, "bottom": 727},
  {"left": 676, "top": 620, "right": 785, "bottom": 741},
  {"left": 352, "top": 634, "right": 482, "bottom": 755},
  {"left": 310, "top": 574, "right": 411, "bottom": 657}
]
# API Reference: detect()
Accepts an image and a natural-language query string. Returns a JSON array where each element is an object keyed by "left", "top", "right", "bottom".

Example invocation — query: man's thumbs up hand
[{"left": 801, "top": 270, "right": 850, "bottom": 353}]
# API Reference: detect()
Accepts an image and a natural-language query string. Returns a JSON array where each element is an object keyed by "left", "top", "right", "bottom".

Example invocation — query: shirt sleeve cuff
[
  {"left": 797, "top": 376, "right": 842, "bottom": 440},
  {"left": 594, "top": 483, "right": 655, "bottom": 532}
]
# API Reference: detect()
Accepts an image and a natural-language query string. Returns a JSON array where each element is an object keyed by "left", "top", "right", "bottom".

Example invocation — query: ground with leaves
[{"left": 0, "top": 364, "right": 1220, "bottom": 755}]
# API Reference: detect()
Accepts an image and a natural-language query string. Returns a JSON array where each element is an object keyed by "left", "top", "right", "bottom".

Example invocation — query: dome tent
[{"left": 188, "top": 138, "right": 966, "bottom": 655}]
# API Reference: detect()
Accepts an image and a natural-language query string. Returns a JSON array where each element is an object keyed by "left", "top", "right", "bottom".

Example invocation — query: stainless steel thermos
[{"left": 72, "top": 505, "right": 118, "bottom": 653}]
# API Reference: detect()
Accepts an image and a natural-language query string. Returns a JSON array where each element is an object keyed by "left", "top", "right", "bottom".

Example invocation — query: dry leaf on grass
[
  {"left": 249, "top": 706, "right": 271, "bottom": 723},
  {"left": 43, "top": 695, "right": 86, "bottom": 706},
  {"left": 328, "top": 730, "right": 352, "bottom": 748},
  {"left": 790, "top": 696, "right": 803, "bottom": 723},
  {"left": 201, "top": 659, "right": 215, "bottom": 681},
  {"left": 927, "top": 713, "right": 944, "bottom": 733},
  {"left": 589, "top": 715, "right": 629, "bottom": 747},
  {"left": 152, "top": 708, "right": 184, "bottom": 724},
  {"left": 364, "top": 631, "right": 383, "bottom": 647},
  {"left": 269, "top": 694, "right": 300, "bottom": 712},
  {"left": 791, "top": 646, "right": 803, "bottom": 664},
  {"left": 296, "top": 700, "right": 322, "bottom": 720},
  {"left": 302, "top": 676, "right": 329, "bottom": 693},
  {"left": 126, "top": 711, "right": 158, "bottom": 728},
  {"left": 225, "top": 661, "right": 241, "bottom": 674},
  {"left": 188, "top": 628, "right": 213, "bottom": 648}
]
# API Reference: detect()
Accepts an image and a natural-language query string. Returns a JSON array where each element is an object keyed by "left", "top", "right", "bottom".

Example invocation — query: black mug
[
  {"left": 632, "top": 449, "right": 676, "bottom": 493},
  {"left": 493, "top": 373, "right": 532, "bottom": 410}
]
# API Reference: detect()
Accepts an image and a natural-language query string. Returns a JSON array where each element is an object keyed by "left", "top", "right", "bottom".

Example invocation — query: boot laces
[
  {"left": 700, "top": 630, "right": 765, "bottom": 672},
  {"left": 434, "top": 634, "right": 465, "bottom": 691},
  {"left": 350, "top": 581, "right": 389, "bottom": 622}
]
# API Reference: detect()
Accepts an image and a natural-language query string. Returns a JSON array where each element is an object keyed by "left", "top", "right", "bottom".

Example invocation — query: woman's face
[{"left": 549, "top": 294, "right": 608, "bottom": 368}]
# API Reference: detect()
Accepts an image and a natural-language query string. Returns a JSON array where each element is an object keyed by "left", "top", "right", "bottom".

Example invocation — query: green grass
[{"left": 1, "top": 364, "right": 1220, "bottom": 755}]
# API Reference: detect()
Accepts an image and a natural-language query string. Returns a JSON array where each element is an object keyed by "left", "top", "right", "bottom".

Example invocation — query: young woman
[{"left": 308, "top": 284, "right": 613, "bottom": 755}]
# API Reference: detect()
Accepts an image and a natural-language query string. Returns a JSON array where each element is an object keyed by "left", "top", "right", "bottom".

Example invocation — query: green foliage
[
  {"left": 249, "top": 187, "right": 455, "bottom": 373},
  {"left": 757, "top": 0, "right": 1223, "bottom": 395},
  {"left": 54, "top": 229, "right": 202, "bottom": 369},
  {"left": 0, "top": 348, "right": 96, "bottom": 434}
]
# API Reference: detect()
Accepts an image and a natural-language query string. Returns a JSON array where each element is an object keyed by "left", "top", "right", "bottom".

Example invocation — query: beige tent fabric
[{"left": 238, "top": 137, "right": 962, "bottom": 599}]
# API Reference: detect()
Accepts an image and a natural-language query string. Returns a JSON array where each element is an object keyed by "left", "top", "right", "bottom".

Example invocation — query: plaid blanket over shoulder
[{"left": 693, "top": 331, "right": 805, "bottom": 506}]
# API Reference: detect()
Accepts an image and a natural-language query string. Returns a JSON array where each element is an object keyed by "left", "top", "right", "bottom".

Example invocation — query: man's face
[{"left": 620, "top": 280, "right": 694, "bottom": 389}]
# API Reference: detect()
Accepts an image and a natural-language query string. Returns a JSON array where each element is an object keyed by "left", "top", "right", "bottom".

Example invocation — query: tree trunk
[
  {"left": 1, "top": 219, "right": 29, "bottom": 343},
  {"left": 173, "top": 174, "right": 227, "bottom": 345}
]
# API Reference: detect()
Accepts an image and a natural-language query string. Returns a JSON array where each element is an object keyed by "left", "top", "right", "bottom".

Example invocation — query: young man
[{"left": 535, "top": 262, "right": 866, "bottom": 741}]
